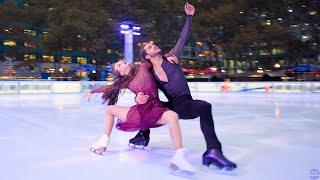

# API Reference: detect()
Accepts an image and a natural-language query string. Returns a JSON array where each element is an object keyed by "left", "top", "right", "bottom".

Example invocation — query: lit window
[
  {"left": 260, "top": 50, "right": 270, "bottom": 56},
  {"left": 237, "top": 60, "right": 246, "bottom": 67},
  {"left": 236, "top": 69, "right": 244, "bottom": 73},
  {"left": 202, "top": 51, "right": 212, "bottom": 56},
  {"left": 62, "top": 47, "right": 72, "bottom": 50},
  {"left": 196, "top": 42, "right": 203, "bottom": 46},
  {"left": 43, "top": 55, "right": 54, "bottom": 62},
  {"left": 310, "top": 11, "right": 317, "bottom": 16},
  {"left": 24, "top": 29, "right": 36, "bottom": 36},
  {"left": 61, "top": 56, "right": 72, "bottom": 63},
  {"left": 229, "top": 60, "right": 235, "bottom": 68},
  {"left": 77, "top": 57, "right": 87, "bottom": 64},
  {"left": 266, "top": 22, "right": 271, "bottom": 25},
  {"left": 24, "top": 54, "right": 36, "bottom": 61},
  {"left": 272, "top": 48, "right": 284, "bottom": 55},
  {"left": 107, "top": 49, "right": 112, "bottom": 53},
  {"left": 24, "top": 42, "right": 36, "bottom": 48},
  {"left": 42, "top": 67, "right": 52, "bottom": 73},
  {"left": 302, "top": 35, "right": 310, "bottom": 42},
  {"left": 3, "top": 40, "right": 16, "bottom": 47}
]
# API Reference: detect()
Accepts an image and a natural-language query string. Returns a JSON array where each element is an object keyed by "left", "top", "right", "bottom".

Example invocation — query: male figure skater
[{"left": 130, "top": 2, "right": 237, "bottom": 171}]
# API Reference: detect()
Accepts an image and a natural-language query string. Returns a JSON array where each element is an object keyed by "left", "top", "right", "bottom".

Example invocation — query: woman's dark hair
[{"left": 102, "top": 60, "right": 138, "bottom": 105}]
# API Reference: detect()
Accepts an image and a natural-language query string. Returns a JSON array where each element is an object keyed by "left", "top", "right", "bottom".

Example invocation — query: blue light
[
  {"left": 120, "top": 30, "right": 129, "bottom": 34},
  {"left": 133, "top": 26, "right": 141, "bottom": 31},
  {"left": 119, "top": 21, "right": 141, "bottom": 64},
  {"left": 120, "top": 24, "right": 129, "bottom": 30}
]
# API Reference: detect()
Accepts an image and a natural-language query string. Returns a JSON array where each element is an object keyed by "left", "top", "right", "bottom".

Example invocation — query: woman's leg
[
  {"left": 157, "top": 110, "right": 182, "bottom": 150},
  {"left": 157, "top": 110, "right": 196, "bottom": 173},
  {"left": 91, "top": 105, "right": 130, "bottom": 154},
  {"left": 104, "top": 105, "right": 130, "bottom": 136}
]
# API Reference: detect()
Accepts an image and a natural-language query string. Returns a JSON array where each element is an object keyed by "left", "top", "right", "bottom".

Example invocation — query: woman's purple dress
[{"left": 91, "top": 62, "right": 169, "bottom": 132}]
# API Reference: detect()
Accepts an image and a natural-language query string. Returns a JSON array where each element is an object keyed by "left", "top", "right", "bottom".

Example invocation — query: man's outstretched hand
[{"left": 185, "top": 2, "right": 195, "bottom": 16}]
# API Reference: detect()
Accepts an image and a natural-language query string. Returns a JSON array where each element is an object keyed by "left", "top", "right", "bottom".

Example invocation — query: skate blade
[
  {"left": 170, "top": 164, "right": 197, "bottom": 179},
  {"left": 202, "top": 165, "right": 238, "bottom": 176},
  {"left": 128, "top": 143, "right": 147, "bottom": 150},
  {"left": 90, "top": 147, "right": 107, "bottom": 155}
]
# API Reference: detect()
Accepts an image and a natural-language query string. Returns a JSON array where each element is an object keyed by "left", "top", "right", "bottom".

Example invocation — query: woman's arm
[{"left": 90, "top": 85, "right": 110, "bottom": 93}]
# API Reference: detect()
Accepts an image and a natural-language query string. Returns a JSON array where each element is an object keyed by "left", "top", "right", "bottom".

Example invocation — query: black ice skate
[
  {"left": 202, "top": 149, "right": 237, "bottom": 174},
  {"left": 128, "top": 130, "right": 150, "bottom": 149}
]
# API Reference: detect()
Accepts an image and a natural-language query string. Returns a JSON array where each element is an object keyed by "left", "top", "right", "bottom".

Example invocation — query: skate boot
[
  {"left": 90, "top": 134, "right": 109, "bottom": 155},
  {"left": 128, "top": 129, "right": 150, "bottom": 149},
  {"left": 170, "top": 148, "right": 196, "bottom": 178},
  {"left": 202, "top": 149, "right": 237, "bottom": 172}
]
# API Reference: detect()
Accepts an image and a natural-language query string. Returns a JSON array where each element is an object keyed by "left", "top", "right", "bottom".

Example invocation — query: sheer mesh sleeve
[
  {"left": 90, "top": 85, "right": 110, "bottom": 93},
  {"left": 127, "top": 61, "right": 159, "bottom": 98},
  {"left": 168, "top": 15, "right": 192, "bottom": 61}
]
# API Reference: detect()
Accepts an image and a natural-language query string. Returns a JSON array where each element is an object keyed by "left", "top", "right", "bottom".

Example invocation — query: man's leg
[
  {"left": 173, "top": 99, "right": 237, "bottom": 170},
  {"left": 174, "top": 100, "right": 221, "bottom": 150}
]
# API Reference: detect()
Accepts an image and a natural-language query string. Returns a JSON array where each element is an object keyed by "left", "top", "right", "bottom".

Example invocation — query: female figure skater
[{"left": 85, "top": 59, "right": 195, "bottom": 174}]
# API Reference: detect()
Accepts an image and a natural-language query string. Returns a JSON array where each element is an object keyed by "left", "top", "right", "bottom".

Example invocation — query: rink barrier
[{"left": 0, "top": 81, "right": 319, "bottom": 94}]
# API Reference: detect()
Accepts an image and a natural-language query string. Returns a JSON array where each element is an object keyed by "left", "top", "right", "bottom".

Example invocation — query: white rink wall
[{"left": 0, "top": 81, "right": 320, "bottom": 94}]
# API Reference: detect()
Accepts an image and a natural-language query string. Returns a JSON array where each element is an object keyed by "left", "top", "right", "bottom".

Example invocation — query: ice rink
[{"left": 0, "top": 92, "right": 319, "bottom": 180}]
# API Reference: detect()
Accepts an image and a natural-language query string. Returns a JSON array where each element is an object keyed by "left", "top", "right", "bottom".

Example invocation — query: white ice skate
[
  {"left": 170, "top": 148, "right": 197, "bottom": 178},
  {"left": 90, "top": 134, "right": 109, "bottom": 155}
]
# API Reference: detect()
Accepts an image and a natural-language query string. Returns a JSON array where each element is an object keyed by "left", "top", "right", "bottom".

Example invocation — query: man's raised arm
[{"left": 168, "top": 2, "right": 195, "bottom": 62}]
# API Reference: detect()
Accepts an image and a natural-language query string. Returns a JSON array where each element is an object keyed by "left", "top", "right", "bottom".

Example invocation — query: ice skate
[
  {"left": 90, "top": 134, "right": 109, "bottom": 155},
  {"left": 202, "top": 149, "right": 237, "bottom": 175},
  {"left": 128, "top": 130, "right": 150, "bottom": 150},
  {"left": 170, "top": 148, "right": 197, "bottom": 178}
]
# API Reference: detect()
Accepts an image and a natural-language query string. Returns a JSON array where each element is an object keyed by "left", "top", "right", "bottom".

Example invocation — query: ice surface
[{"left": 0, "top": 92, "right": 319, "bottom": 180}]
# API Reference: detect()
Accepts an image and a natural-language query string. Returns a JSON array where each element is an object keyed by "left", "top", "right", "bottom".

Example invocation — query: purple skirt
[{"left": 116, "top": 98, "right": 169, "bottom": 132}]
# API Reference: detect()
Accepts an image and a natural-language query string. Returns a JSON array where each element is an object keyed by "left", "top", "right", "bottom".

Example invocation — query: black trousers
[{"left": 140, "top": 95, "right": 222, "bottom": 150}]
